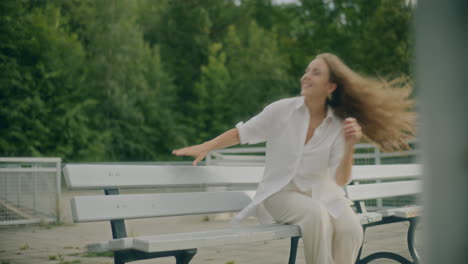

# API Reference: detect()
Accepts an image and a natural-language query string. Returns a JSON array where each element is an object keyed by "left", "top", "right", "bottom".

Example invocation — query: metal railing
[
  {"left": 0, "top": 142, "right": 416, "bottom": 225},
  {"left": 206, "top": 141, "right": 420, "bottom": 212},
  {"left": 0, "top": 158, "right": 61, "bottom": 225},
  {"left": 206, "top": 142, "right": 418, "bottom": 166}
]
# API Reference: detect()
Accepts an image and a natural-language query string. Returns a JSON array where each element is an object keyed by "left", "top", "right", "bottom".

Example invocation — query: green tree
[
  {"left": 0, "top": 0, "right": 415, "bottom": 161},
  {"left": 351, "top": 0, "right": 414, "bottom": 77},
  {"left": 82, "top": 0, "right": 178, "bottom": 160},
  {"left": 53, "top": 0, "right": 179, "bottom": 161},
  {"left": 0, "top": 2, "right": 103, "bottom": 160},
  {"left": 191, "top": 43, "right": 231, "bottom": 143},
  {"left": 157, "top": 1, "right": 212, "bottom": 107},
  {"left": 223, "top": 22, "right": 293, "bottom": 122}
]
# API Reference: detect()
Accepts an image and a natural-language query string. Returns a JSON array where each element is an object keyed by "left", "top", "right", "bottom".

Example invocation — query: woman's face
[{"left": 300, "top": 58, "right": 336, "bottom": 99}]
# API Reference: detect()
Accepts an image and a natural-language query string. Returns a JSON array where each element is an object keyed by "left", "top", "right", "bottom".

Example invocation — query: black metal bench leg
[
  {"left": 408, "top": 217, "right": 421, "bottom": 264},
  {"left": 357, "top": 220, "right": 415, "bottom": 264},
  {"left": 288, "top": 237, "right": 300, "bottom": 264},
  {"left": 175, "top": 249, "right": 197, "bottom": 264},
  {"left": 360, "top": 252, "right": 413, "bottom": 264},
  {"left": 114, "top": 254, "right": 124, "bottom": 264}
]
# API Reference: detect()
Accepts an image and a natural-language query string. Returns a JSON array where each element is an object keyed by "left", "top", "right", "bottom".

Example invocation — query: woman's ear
[{"left": 328, "top": 82, "right": 337, "bottom": 95}]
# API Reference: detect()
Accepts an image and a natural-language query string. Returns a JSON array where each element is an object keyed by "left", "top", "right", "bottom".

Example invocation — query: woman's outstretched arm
[{"left": 172, "top": 128, "right": 241, "bottom": 166}]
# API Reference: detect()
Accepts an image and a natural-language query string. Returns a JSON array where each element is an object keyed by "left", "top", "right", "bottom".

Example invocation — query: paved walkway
[{"left": 0, "top": 212, "right": 418, "bottom": 264}]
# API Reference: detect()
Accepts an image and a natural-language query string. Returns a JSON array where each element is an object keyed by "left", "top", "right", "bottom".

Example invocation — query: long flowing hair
[{"left": 316, "top": 53, "right": 416, "bottom": 152}]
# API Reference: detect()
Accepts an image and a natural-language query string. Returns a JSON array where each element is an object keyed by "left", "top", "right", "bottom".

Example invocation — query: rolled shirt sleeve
[
  {"left": 328, "top": 129, "right": 353, "bottom": 186},
  {"left": 236, "top": 104, "right": 273, "bottom": 145}
]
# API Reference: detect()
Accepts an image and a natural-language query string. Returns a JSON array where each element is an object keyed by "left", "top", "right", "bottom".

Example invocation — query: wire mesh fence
[
  {"left": 0, "top": 142, "right": 419, "bottom": 225},
  {"left": 0, "top": 158, "right": 61, "bottom": 225},
  {"left": 352, "top": 141, "right": 420, "bottom": 211}
]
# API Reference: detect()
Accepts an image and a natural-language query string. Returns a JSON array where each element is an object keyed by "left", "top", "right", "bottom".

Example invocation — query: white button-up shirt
[{"left": 229, "top": 96, "right": 354, "bottom": 226}]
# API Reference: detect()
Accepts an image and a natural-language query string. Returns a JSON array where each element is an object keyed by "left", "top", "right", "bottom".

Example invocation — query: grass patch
[
  {"left": 39, "top": 221, "right": 76, "bottom": 229},
  {"left": 59, "top": 259, "right": 81, "bottom": 264},
  {"left": 59, "top": 260, "right": 81, "bottom": 264},
  {"left": 82, "top": 252, "right": 114, "bottom": 258},
  {"left": 49, "top": 254, "right": 82, "bottom": 264},
  {"left": 19, "top": 243, "right": 29, "bottom": 250}
]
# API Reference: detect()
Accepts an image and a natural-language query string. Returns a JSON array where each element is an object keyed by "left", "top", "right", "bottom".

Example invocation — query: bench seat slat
[
  {"left": 71, "top": 191, "right": 255, "bottom": 222},
  {"left": 133, "top": 224, "right": 301, "bottom": 252},
  {"left": 64, "top": 165, "right": 264, "bottom": 189},
  {"left": 87, "top": 238, "right": 133, "bottom": 253},
  {"left": 377, "top": 205, "right": 423, "bottom": 218},
  {"left": 87, "top": 224, "right": 300, "bottom": 253},
  {"left": 86, "top": 212, "right": 384, "bottom": 253},
  {"left": 346, "top": 180, "right": 421, "bottom": 201},
  {"left": 358, "top": 212, "right": 382, "bottom": 224}
]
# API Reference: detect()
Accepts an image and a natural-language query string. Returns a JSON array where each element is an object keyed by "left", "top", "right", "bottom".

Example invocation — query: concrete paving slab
[
  {"left": 0, "top": 214, "right": 422, "bottom": 264},
  {"left": 0, "top": 190, "right": 424, "bottom": 264}
]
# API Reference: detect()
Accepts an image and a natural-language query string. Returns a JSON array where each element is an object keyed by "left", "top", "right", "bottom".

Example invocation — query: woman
[{"left": 172, "top": 53, "right": 415, "bottom": 264}]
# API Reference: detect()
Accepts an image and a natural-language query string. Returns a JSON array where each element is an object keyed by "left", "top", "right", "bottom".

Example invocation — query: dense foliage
[{"left": 0, "top": 0, "right": 414, "bottom": 161}]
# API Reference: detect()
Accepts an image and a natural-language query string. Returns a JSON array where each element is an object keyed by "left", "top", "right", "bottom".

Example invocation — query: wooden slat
[
  {"left": 87, "top": 238, "right": 134, "bottom": 253},
  {"left": 64, "top": 165, "right": 264, "bottom": 190},
  {"left": 358, "top": 212, "right": 383, "bottom": 224},
  {"left": 0, "top": 157, "right": 61, "bottom": 163},
  {"left": 64, "top": 164, "right": 421, "bottom": 190},
  {"left": 345, "top": 180, "right": 422, "bottom": 201},
  {"left": 132, "top": 224, "right": 301, "bottom": 252},
  {"left": 208, "top": 161, "right": 265, "bottom": 166},
  {"left": 71, "top": 191, "right": 255, "bottom": 222},
  {"left": 351, "top": 164, "right": 421, "bottom": 181},
  {"left": 85, "top": 213, "right": 387, "bottom": 253},
  {"left": 86, "top": 212, "right": 385, "bottom": 253},
  {"left": 0, "top": 168, "right": 57, "bottom": 173},
  {"left": 211, "top": 147, "right": 266, "bottom": 154},
  {"left": 211, "top": 154, "right": 266, "bottom": 161},
  {"left": 377, "top": 206, "right": 423, "bottom": 218},
  {"left": 86, "top": 224, "right": 300, "bottom": 253}
]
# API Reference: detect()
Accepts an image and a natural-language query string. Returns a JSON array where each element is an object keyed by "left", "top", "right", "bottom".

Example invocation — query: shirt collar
[{"left": 295, "top": 96, "right": 335, "bottom": 122}]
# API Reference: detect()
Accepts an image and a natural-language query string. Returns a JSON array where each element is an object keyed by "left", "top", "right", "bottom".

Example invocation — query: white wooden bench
[{"left": 63, "top": 164, "right": 422, "bottom": 264}]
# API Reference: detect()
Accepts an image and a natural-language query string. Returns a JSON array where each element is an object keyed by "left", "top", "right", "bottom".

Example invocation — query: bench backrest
[
  {"left": 64, "top": 165, "right": 263, "bottom": 223},
  {"left": 64, "top": 165, "right": 264, "bottom": 189},
  {"left": 345, "top": 164, "right": 422, "bottom": 201},
  {"left": 64, "top": 164, "right": 422, "bottom": 223}
]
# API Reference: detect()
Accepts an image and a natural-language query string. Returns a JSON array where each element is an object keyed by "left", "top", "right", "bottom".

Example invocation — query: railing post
[
  {"left": 33, "top": 164, "right": 37, "bottom": 214},
  {"left": 375, "top": 146, "right": 383, "bottom": 210},
  {"left": 16, "top": 170, "right": 21, "bottom": 208},
  {"left": 206, "top": 151, "right": 212, "bottom": 165},
  {"left": 56, "top": 158, "right": 62, "bottom": 223}
]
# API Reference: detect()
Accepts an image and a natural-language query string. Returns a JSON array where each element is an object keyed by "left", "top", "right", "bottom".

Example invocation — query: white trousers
[{"left": 262, "top": 180, "right": 364, "bottom": 264}]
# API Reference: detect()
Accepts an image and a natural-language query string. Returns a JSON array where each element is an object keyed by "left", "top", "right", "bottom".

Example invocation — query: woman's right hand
[{"left": 172, "top": 143, "right": 211, "bottom": 166}]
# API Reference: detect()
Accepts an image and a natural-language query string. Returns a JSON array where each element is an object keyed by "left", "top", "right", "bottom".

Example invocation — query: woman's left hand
[{"left": 343, "top": 117, "right": 362, "bottom": 147}]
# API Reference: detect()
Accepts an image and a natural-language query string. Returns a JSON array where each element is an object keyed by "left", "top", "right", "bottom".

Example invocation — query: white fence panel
[{"left": 0, "top": 158, "right": 61, "bottom": 225}]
